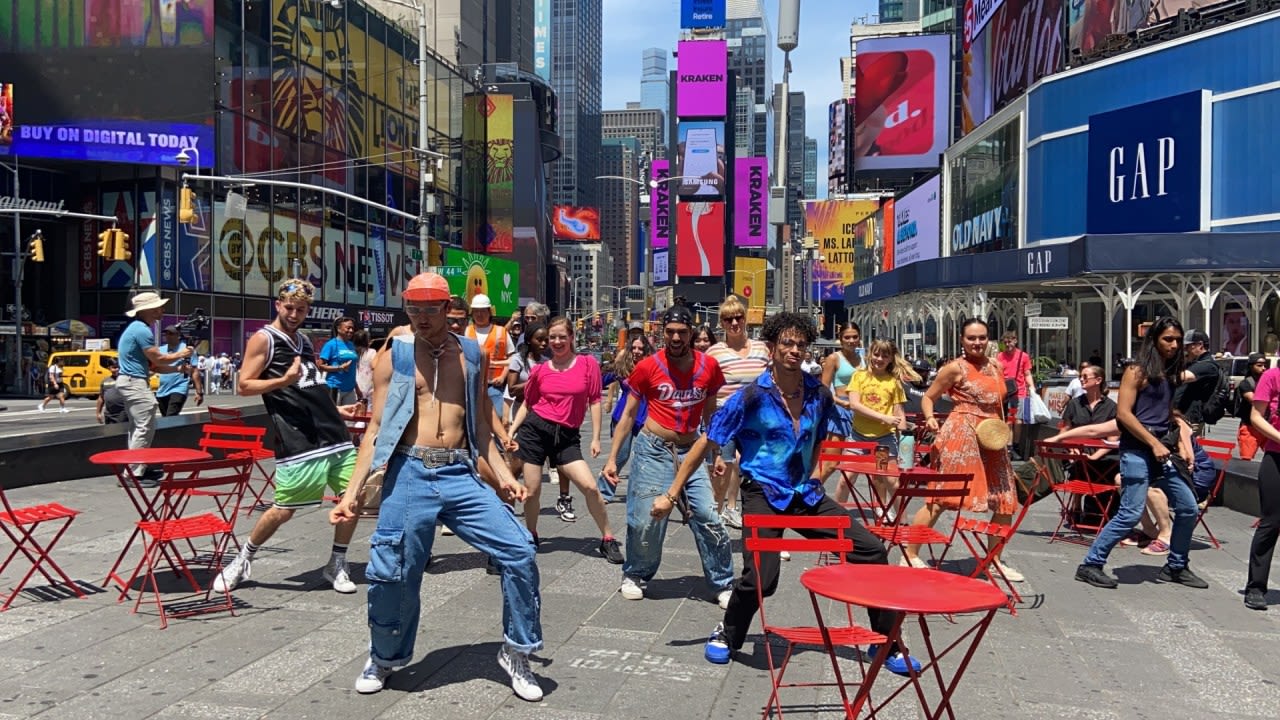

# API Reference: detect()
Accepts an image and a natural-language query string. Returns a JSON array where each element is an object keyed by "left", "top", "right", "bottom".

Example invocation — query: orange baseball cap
[{"left": 403, "top": 272, "right": 451, "bottom": 302}]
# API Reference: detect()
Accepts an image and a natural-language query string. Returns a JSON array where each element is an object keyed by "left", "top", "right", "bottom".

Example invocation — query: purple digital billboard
[
  {"left": 734, "top": 157, "right": 768, "bottom": 248},
  {"left": 650, "top": 159, "right": 671, "bottom": 250},
  {"left": 676, "top": 40, "right": 727, "bottom": 118}
]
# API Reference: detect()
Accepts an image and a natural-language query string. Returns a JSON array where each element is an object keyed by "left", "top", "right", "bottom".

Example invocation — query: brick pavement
[{"left": 2, "top": 446, "right": 1279, "bottom": 719}]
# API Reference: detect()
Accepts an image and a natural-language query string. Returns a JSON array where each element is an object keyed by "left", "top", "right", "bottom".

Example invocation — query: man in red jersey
[{"left": 603, "top": 305, "right": 735, "bottom": 607}]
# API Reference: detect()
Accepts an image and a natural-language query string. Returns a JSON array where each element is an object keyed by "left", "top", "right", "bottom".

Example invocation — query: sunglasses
[
  {"left": 446, "top": 316, "right": 467, "bottom": 325},
  {"left": 404, "top": 303, "right": 445, "bottom": 316},
  {"left": 722, "top": 315, "right": 745, "bottom": 324}
]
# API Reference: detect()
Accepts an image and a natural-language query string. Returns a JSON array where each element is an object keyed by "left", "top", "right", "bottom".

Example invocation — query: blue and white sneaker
[
  {"left": 704, "top": 622, "right": 732, "bottom": 664},
  {"left": 868, "top": 645, "right": 922, "bottom": 677}
]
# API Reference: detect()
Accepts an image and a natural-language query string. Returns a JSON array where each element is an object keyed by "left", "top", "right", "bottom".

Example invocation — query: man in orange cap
[{"left": 333, "top": 272, "right": 544, "bottom": 701}]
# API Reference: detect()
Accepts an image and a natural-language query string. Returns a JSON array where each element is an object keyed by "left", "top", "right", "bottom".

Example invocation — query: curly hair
[{"left": 762, "top": 312, "right": 817, "bottom": 345}]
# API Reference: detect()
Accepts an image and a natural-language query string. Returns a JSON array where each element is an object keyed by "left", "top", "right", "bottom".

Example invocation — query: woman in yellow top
[{"left": 847, "top": 339, "right": 919, "bottom": 513}]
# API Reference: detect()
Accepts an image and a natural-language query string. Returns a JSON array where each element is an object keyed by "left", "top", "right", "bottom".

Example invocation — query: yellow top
[{"left": 847, "top": 368, "right": 906, "bottom": 438}]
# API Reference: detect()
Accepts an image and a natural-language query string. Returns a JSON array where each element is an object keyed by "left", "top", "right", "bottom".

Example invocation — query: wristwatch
[{"left": 663, "top": 492, "right": 679, "bottom": 505}]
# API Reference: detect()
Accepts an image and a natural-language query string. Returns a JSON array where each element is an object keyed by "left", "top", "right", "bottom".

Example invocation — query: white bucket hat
[{"left": 125, "top": 291, "right": 170, "bottom": 317}]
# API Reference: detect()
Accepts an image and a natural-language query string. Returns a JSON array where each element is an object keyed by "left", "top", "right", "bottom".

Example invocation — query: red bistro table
[
  {"left": 831, "top": 459, "right": 937, "bottom": 522},
  {"left": 800, "top": 564, "right": 1007, "bottom": 719},
  {"left": 89, "top": 448, "right": 212, "bottom": 595}
]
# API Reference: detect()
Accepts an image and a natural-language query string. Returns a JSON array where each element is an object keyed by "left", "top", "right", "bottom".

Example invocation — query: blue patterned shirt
[{"left": 707, "top": 371, "right": 850, "bottom": 510}]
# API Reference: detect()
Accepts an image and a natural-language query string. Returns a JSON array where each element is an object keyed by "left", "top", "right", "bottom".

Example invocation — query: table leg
[
  {"left": 850, "top": 611, "right": 906, "bottom": 719},
  {"left": 918, "top": 609, "right": 999, "bottom": 720}
]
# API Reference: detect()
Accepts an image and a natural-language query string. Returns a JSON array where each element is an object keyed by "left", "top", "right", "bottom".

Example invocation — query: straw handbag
[{"left": 975, "top": 418, "right": 1012, "bottom": 451}]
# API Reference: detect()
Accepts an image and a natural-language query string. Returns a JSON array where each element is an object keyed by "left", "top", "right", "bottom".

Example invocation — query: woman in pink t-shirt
[
  {"left": 1245, "top": 364, "right": 1280, "bottom": 610},
  {"left": 508, "top": 317, "right": 622, "bottom": 563}
]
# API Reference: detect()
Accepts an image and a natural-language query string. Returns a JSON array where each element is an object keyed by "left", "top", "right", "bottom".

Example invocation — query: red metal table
[
  {"left": 832, "top": 459, "right": 936, "bottom": 523},
  {"left": 800, "top": 564, "right": 1007, "bottom": 719},
  {"left": 89, "top": 448, "right": 212, "bottom": 594}
]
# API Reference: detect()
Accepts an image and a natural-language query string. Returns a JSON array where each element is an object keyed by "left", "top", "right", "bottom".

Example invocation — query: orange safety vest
[{"left": 466, "top": 323, "right": 510, "bottom": 382}]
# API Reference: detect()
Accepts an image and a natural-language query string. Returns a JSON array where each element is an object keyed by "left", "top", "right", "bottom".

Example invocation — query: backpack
[{"left": 1198, "top": 364, "right": 1231, "bottom": 425}]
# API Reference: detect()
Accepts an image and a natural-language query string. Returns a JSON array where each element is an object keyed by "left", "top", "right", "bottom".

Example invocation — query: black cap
[
  {"left": 1248, "top": 352, "right": 1266, "bottom": 364},
  {"left": 163, "top": 324, "right": 181, "bottom": 333},
  {"left": 661, "top": 305, "right": 695, "bottom": 327},
  {"left": 1185, "top": 329, "right": 1211, "bottom": 346}
]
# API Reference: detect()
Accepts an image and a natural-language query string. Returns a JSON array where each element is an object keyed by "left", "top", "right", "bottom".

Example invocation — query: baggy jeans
[{"left": 1083, "top": 446, "right": 1198, "bottom": 571}]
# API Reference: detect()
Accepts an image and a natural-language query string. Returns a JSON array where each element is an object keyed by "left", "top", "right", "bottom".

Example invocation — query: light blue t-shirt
[
  {"left": 156, "top": 341, "right": 191, "bottom": 397},
  {"left": 118, "top": 320, "right": 155, "bottom": 379},
  {"left": 320, "top": 337, "right": 359, "bottom": 392}
]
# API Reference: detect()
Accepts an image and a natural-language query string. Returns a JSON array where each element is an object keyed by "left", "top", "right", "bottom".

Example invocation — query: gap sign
[{"left": 1086, "top": 91, "right": 1209, "bottom": 234}]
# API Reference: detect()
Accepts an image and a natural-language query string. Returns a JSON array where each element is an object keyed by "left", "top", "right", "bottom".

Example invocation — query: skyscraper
[
  {"left": 774, "top": 85, "right": 806, "bottom": 235},
  {"left": 725, "top": 0, "right": 773, "bottom": 160},
  {"left": 600, "top": 137, "right": 642, "bottom": 287},
  {"left": 603, "top": 106, "right": 665, "bottom": 164},
  {"left": 879, "top": 0, "right": 921, "bottom": 23},
  {"left": 550, "top": 0, "right": 603, "bottom": 208},
  {"left": 803, "top": 137, "right": 817, "bottom": 200},
  {"left": 639, "top": 47, "right": 670, "bottom": 147},
  {"left": 733, "top": 84, "right": 756, "bottom": 158},
  {"left": 371, "top": 0, "right": 535, "bottom": 75}
]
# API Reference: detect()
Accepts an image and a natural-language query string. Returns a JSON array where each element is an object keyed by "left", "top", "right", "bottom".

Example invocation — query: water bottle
[{"left": 898, "top": 428, "right": 916, "bottom": 470}]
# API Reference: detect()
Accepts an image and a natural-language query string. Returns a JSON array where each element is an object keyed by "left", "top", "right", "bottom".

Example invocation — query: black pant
[
  {"left": 156, "top": 393, "right": 187, "bottom": 417},
  {"left": 1247, "top": 451, "right": 1280, "bottom": 593},
  {"left": 722, "top": 483, "right": 892, "bottom": 651}
]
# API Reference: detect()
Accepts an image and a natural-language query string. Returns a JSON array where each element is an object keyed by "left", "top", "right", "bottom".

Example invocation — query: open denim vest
[{"left": 367, "top": 334, "right": 486, "bottom": 470}]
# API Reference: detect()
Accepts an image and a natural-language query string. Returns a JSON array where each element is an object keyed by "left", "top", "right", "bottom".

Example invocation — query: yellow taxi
[{"left": 47, "top": 351, "right": 160, "bottom": 397}]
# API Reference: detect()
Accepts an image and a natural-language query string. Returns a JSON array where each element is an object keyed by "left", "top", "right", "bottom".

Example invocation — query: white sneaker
[
  {"left": 995, "top": 561, "right": 1025, "bottom": 583},
  {"left": 780, "top": 551, "right": 791, "bottom": 561},
  {"left": 717, "top": 589, "right": 733, "bottom": 610},
  {"left": 720, "top": 506, "right": 743, "bottom": 529},
  {"left": 36, "top": 404, "right": 44, "bottom": 412},
  {"left": 59, "top": 407, "right": 70, "bottom": 414},
  {"left": 354, "top": 658, "right": 393, "bottom": 694},
  {"left": 619, "top": 576, "right": 645, "bottom": 600},
  {"left": 213, "top": 555, "right": 251, "bottom": 593},
  {"left": 498, "top": 644, "right": 544, "bottom": 702},
  {"left": 323, "top": 555, "right": 358, "bottom": 593}
]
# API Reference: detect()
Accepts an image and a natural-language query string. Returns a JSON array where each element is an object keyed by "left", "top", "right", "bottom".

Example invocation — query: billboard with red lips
[{"left": 675, "top": 201, "right": 725, "bottom": 278}]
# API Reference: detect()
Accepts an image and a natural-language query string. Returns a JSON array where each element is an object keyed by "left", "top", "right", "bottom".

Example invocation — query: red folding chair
[
  {"left": 865, "top": 472, "right": 973, "bottom": 567},
  {"left": 1194, "top": 439, "right": 1235, "bottom": 549},
  {"left": 1036, "top": 440, "right": 1117, "bottom": 546},
  {"left": 1, "top": 484, "right": 86, "bottom": 611},
  {"left": 206, "top": 406, "right": 246, "bottom": 424},
  {"left": 956, "top": 494, "right": 1035, "bottom": 614},
  {"left": 742, "top": 514, "right": 887, "bottom": 720},
  {"left": 346, "top": 414, "right": 373, "bottom": 446},
  {"left": 816, "top": 439, "right": 882, "bottom": 524},
  {"left": 198, "top": 423, "right": 276, "bottom": 515},
  {"left": 122, "top": 457, "right": 252, "bottom": 628}
]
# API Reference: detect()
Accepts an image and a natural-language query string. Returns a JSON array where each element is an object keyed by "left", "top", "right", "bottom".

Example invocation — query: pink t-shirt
[
  {"left": 1253, "top": 367, "right": 1280, "bottom": 454},
  {"left": 524, "top": 354, "right": 602, "bottom": 428}
]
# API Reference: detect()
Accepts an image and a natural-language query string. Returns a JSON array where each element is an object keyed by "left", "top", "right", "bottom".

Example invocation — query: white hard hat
[{"left": 470, "top": 293, "right": 493, "bottom": 310}]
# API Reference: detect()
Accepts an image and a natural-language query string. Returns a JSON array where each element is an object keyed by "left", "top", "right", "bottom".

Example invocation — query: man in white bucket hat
[{"left": 119, "top": 292, "right": 193, "bottom": 482}]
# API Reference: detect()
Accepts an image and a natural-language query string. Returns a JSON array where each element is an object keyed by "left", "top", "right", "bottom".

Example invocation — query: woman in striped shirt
[{"left": 706, "top": 295, "right": 771, "bottom": 529}]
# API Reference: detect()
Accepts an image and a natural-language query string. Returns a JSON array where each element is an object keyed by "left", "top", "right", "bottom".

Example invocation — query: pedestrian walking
[{"left": 38, "top": 357, "right": 69, "bottom": 413}]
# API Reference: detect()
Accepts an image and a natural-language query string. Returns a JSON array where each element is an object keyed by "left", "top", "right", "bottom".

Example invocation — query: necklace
[
  {"left": 772, "top": 370, "right": 803, "bottom": 399},
  {"left": 417, "top": 334, "right": 451, "bottom": 408}
]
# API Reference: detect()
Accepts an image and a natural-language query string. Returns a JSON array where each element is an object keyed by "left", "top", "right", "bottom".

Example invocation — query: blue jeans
[
  {"left": 1083, "top": 447, "right": 1198, "bottom": 571},
  {"left": 597, "top": 421, "right": 636, "bottom": 501},
  {"left": 366, "top": 453, "right": 542, "bottom": 668},
  {"left": 487, "top": 386, "right": 505, "bottom": 418},
  {"left": 623, "top": 431, "right": 734, "bottom": 592}
]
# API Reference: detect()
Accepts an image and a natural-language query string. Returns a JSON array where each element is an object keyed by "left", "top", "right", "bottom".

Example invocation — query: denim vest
[{"left": 368, "top": 334, "right": 485, "bottom": 469}]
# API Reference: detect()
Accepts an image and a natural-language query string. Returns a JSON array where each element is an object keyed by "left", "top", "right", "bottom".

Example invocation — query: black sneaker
[
  {"left": 1075, "top": 564, "right": 1118, "bottom": 589},
  {"left": 1157, "top": 565, "right": 1208, "bottom": 589},
  {"left": 598, "top": 538, "right": 624, "bottom": 564},
  {"left": 1244, "top": 588, "right": 1268, "bottom": 611}
]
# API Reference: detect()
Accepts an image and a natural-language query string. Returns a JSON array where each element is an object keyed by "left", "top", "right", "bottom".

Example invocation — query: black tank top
[
  {"left": 1119, "top": 374, "right": 1173, "bottom": 450},
  {"left": 258, "top": 325, "right": 352, "bottom": 462}
]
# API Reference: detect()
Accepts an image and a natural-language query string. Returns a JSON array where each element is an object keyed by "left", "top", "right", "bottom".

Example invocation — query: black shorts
[{"left": 515, "top": 412, "right": 583, "bottom": 467}]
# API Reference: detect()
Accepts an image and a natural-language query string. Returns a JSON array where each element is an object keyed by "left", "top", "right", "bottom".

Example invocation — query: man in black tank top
[{"left": 213, "top": 278, "right": 363, "bottom": 596}]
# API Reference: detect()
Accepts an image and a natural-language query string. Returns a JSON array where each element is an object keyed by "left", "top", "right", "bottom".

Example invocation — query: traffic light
[
  {"left": 97, "top": 229, "right": 114, "bottom": 258},
  {"left": 27, "top": 230, "right": 45, "bottom": 262},
  {"left": 112, "top": 229, "right": 132, "bottom": 261},
  {"left": 178, "top": 185, "right": 196, "bottom": 224}
]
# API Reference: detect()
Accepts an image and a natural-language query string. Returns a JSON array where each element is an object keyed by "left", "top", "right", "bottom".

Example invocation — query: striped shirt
[{"left": 707, "top": 339, "right": 771, "bottom": 401}]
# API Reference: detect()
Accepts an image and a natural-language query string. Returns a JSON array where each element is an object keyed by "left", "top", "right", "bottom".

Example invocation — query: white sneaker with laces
[
  {"left": 717, "top": 589, "right": 733, "bottom": 610},
  {"left": 995, "top": 561, "right": 1025, "bottom": 583},
  {"left": 324, "top": 555, "right": 358, "bottom": 593},
  {"left": 213, "top": 555, "right": 251, "bottom": 593},
  {"left": 59, "top": 407, "right": 70, "bottom": 414},
  {"left": 354, "top": 658, "right": 394, "bottom": 694},
  {"left": 619, "top": 575, "right": 644, "bottom": 600},
  {"left": 498, "top": 644, "right": 544, "bottom": 702}
]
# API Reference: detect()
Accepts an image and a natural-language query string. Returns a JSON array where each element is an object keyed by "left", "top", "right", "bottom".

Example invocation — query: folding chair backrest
[
  {"left": 1200, "top": 444, "right": 1234, "bottom": 501},
  {"left": 1198, "top": 438, "right": 1235, "bottom": 454},
  {"left": 199, "top": 424, "right": 268, "bottom": 455},
  {"left": 159, "top": 457, "right": 254, "bottom": 517},
  {"left": 816, "top": 440, "right": 878, "bottom": 466},
  {"left": 892, "top": 472, "right": 971, "bottom": 501},
  {"left": 207, "top": 406, "right": 246, "bottom": 424},
  {"left": 743, "top": 514, "right": 855, "bottom": 632},
  {"left": 1035, "top": 440, "right": 1094, "bottom": 464}
]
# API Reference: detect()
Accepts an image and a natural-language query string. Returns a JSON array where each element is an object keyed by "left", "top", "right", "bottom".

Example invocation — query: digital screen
[
  {"left": 675, "top": 121, "right": 726, "bottom": 198},
  {"left": 551, "top": 206, "right": 602, "bottom": 240}
]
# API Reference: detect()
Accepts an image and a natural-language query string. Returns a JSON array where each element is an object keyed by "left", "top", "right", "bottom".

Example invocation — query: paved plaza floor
[{"left": 3, "top": 447, "right": 1279, "bottom": 719}]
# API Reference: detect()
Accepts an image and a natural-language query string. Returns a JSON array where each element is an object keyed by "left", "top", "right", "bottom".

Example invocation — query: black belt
[{"left": 395, "top": 444, "right": 469, "bottom": 468}]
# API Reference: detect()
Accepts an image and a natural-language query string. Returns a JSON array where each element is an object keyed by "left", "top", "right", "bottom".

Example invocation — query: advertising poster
[
  {"left": 853, "top": 35, "right": 952, "bottom": 171},
  {"left": 441, "top": 248, "right": 521, "bottom": 317},
  {"left": 100, "top": 187, "right": 139, "bottom": 289},
  {"left": 1070, "top": 0, "right": 1217, "bottom": 59},
  {"left": 157, "top": 187, "right": 178, "bottom": 290},
  {"left": 651, "top": 159, "right": 671, "bottom": 250},
  {"left": 961, "top": 0, "right": 1064, "bottom": 134},
  {"left": 803, "top": 199, "right": 881, "bottom": 301},
  {"left": 0, "top": 83, "right": 12, "bottom": 155},
  {"left": 178, "top": 190, "right": 211, "bottom": 292},
  {"left": 676, "top": 40, "right": 728, "bottom": 118},
  {"left": 733, "top": 157, "right": 769, "bottom": 248},
  {"left": 136, "top": 191, "right": 161, "bottom": 287},
  {"left": 483, "top": 94, "right": 515, "bottom": 253},
  {"left": 79, "top": 198, "right": 100, "bottom": 289},
  {"left": 852, "top": 212, "right": 883, "bottom": 281},
  {"left": 676, "top": 121, "right": 726, "bottom": 198},
  {"left": 340, "top": 227, "right": 365, "bottom": 307},
  {"left": 949, "top": 116, "right": 1020, "bottom": 255},
  {"left": 652, "top": 249, "right": 670, "bottom": 285},
  {"left": 534, "top": 0, "right": 551, "bottom": 81},
  {"left": 675, "top": 201, "right": 725, "bottom": 278},
  {"left": 680, "top": 0, "right": 726, "bottom": 28},
  {"left": 551, "top": 206, "right": 602, "bottom": 240},
  {"left": 828, "top": 99, "right": 850, "bottom": 195},
  {"left": 880, "top": 199, "right": 896, "bottom": 272},
  {"left": 732, "top": 256, "right": 766, "bottom": 310},
  {"left": 893, "top": 175, "right": 942, "bottom": 268}
]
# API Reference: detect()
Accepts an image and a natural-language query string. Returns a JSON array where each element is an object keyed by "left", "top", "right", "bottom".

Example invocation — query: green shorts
[{"left": 273, "top": 448, "right": 356, "bottom": 508}]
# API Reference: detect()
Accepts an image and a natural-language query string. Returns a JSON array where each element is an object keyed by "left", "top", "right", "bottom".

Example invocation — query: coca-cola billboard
[{"left": 962, "top": 0, "right": 1064, "bottom": 134}]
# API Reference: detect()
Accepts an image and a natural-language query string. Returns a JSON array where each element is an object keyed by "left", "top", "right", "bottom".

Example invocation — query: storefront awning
[{"left": 844, "top": 232, "right": 1280, "bottom": 306}]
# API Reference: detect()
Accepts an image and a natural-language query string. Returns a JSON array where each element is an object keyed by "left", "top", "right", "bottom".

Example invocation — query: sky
[{"left": 600, "top": 0, "right": 880, "bottom": 199}]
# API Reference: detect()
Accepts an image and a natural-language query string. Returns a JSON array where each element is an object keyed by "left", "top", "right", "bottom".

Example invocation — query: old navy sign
[
  {"left": 1086, "top": 90, "right": 1209, "bottom": 234},
  {"left": 734, "top": 157, "right": 768, "bottom": 248}
]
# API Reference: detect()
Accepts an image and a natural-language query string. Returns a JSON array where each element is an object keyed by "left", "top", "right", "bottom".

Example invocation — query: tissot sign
[{"left": 1086, "top": 91, "right": 1209, "bottom": 234}]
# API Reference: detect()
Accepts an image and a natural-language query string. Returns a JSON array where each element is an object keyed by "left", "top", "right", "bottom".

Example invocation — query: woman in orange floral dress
[{"left": 901, "top": 318, "right": 1022, "bottom": 581}]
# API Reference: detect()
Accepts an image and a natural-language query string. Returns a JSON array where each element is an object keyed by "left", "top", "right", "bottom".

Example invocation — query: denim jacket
[{"left": 368, "top": 334, "right": 485, "bottom": 470}]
